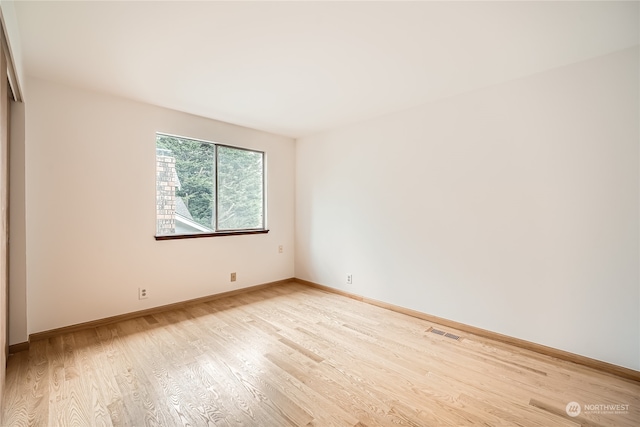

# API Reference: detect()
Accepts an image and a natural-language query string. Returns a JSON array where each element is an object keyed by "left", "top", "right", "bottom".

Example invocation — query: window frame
[{"left": 155, "top": 132, "right": 268, "bottom": 240}]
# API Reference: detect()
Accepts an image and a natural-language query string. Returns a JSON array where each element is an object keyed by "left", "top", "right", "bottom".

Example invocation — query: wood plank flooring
[{"left": 2, "top": 282, "right": 639, "bottom": 426}]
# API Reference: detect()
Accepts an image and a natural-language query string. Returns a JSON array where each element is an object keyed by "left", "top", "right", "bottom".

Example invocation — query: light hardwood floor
[{"left": 2, "top": 282, "right": 639, "bottom": 426}]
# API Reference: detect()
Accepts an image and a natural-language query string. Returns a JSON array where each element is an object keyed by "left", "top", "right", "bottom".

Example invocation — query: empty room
[{"left": 0, "top": 1, "right": 638, "bottom": 426}]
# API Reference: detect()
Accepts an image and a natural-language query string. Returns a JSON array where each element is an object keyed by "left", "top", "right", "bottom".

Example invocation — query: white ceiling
[{"left": 14, "top": 1, "right": 639, "bottom": 138}]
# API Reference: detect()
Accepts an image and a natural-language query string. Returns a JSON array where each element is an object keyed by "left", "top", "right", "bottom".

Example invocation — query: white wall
[
  {"left": 25, "top": 77, "right": 295, "bottom": 335},
  {"left": 296, "top": 47, "right": 640, "bottom": 370}
]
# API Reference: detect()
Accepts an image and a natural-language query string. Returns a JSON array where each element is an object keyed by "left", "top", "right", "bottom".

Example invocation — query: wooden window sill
[{"left": 155, "top": 229, "right": 269, "bottom": 240}]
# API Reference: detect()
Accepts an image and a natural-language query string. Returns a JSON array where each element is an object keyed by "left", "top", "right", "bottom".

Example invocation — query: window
[{"left": 155, "top": 133, "right": 266, "bottom": 239}]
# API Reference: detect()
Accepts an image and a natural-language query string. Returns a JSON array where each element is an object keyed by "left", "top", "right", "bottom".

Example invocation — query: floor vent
[{"left": 428, "top": 327, "right": 461, "bottom": 341}]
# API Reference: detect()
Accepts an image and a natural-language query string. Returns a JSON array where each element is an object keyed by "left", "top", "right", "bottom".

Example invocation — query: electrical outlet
[
  {"left": 138, "top": 287, "right": 148, "bottom": 300},
  {"left": 278, "top": 245, "right": 284, "bottom": 253},
  {"left": 231, "top": 272, "right": 237, "bottom": 282},
  {"left": 346, "top": 274, "right": 352, "bottom": 284}
]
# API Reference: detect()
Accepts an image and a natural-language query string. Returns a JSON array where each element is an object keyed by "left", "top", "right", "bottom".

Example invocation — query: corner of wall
[{"left": 0, "top": 0, "right": 26, "bottom": 101}]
